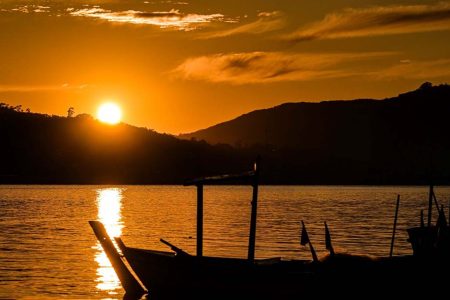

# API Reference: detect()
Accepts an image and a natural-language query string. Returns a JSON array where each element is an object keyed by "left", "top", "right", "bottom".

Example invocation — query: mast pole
[
  {"left": 427, "top": 184, "right": 433, "bottom": 227},
  {"left": 389, "top": 195, "right": 400, "bottom": 257},
  {"left": 247, "top": 158, "right": 260, "bottom": 262},
  {"left": 196, "top": 184, "right": 203, "bottom": 257}
]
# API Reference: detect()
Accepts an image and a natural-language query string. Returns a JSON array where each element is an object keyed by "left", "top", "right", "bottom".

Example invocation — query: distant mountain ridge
[
  {"left": 180, "top": 83, "right": 449, "bottom": 148},
  {"left": 180, "top": 83, "right": 450, "bottom": 184}
]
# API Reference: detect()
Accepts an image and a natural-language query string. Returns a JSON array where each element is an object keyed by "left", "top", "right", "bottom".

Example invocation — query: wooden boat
[
  {"left": 90, "top": 162, "right": 450, "bottom": 299},
  {"left": 90, "top": 160, "right": 317, "bottom": 298},
  {"left": 407, "top": 185, "right": 450, "bottom": 257}
]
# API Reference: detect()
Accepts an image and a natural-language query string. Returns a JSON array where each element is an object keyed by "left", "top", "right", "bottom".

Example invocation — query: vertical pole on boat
[
  {"left": 427, "top": 184, "right": 433, "bottom": 227},
  {"left": 432, "top": 188, "right": 440, "bottom": 211},
  {"left": 389, "top": 195, "right": 400, "bottom": 257},
  {"left": 420, "top": 210, "right": 424, "bottom": 228},
  {"left": 196, "top": 184, "right": 203, "bottom": 257},
  {"left": 248, "top": 157, "right": 260, "bottom": 262},
  {"left": 439, "top": 204, "right": 447, "bottom": 227}
]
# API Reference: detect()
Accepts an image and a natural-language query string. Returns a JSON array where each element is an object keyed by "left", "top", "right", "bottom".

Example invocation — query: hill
[
  {"left": 180, "top": 83, "right": 450, "bottom": 184},
  {"left": 2, "top": 83, "right": 449, "bottom": 185},
  {"left": 0, "top": 105, "right": 251, "bottom": 184}
]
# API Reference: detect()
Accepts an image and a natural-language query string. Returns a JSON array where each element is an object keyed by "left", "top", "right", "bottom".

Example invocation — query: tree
[
  {"left": 67, "top": 107, "right": 75, "bottom": 118},
  {"left": 419, "top": 82, "right": 432, "bottom": 90}
]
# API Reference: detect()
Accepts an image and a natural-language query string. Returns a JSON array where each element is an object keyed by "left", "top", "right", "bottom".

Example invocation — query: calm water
[{"left": 1, "top": 185, "right": 449, "bottom": 299}]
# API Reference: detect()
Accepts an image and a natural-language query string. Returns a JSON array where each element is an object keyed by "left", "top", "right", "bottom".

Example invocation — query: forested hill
[
  {"left": 0, "top": 106, "right": 251, "bottom": 184},
  {"left": 1, "top": 83, "right": 450, "bottom": 184},
  {"left": 180, "top": 83, "right": 450, "bottom": 184}
]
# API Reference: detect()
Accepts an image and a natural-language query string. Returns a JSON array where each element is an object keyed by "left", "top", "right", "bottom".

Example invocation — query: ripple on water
[{"left": 1, "top": 185, "right": 449, "bottom": 299}]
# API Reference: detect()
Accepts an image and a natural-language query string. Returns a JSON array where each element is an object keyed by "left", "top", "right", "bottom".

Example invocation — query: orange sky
[{"left": 1, "top": 0, "right": 450, "bottom": 134}]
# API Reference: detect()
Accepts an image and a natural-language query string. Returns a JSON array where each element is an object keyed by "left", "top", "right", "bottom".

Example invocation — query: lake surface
[{"left": 1, "top": 185, "right": 449, "bottom": 299}]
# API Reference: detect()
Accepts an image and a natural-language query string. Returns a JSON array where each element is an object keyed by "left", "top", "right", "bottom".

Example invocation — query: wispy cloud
[
  {"left": 0, "top": 3, "right": 234, "bottom": 31},
  {"left": 374, "top": 59, "right": 450, "bottom": 79},
  {"left": 143, "top": 1, "right": 189, "bottom": 4},
  {"left": 286, "top": 2, "right": 450, "bottom": 42},
  {"left": 0, "top": 84, "right": 89, "bottom": 93},
  {"left": 172, "top": 51, "right": 394, "bottom": 84},
  {"left": 1, "top": 5, "right": 51, "bottom": 14},
  {"left": 70, "top": 7, "right": 229, "bottom": 31},
  {"left": 198, "top": 11, "right": 285, "bottom": 39}
]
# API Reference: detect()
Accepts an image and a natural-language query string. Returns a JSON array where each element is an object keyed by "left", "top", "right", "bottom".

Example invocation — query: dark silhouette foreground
[{"left": 90, "top": 163, "right": 449, "bottom": 300}]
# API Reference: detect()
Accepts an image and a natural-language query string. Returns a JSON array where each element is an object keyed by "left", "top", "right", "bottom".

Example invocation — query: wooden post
[
  {"left": 197, "top": 184, "right": 203, "bottom": 257},
  {"left": 439, "top": 204, "right": 447, "bottom": 226},
  {"left": 427, "top": 185, "right": 433, "bottom": 227},
  {"left": 247, "top": 159, "right": 260, "bottom": 262},
  {"left": 420, "top": 210, "right": 424, "bottom": 228},
  {"left": 432, "top": 190, "right": 441, "bottom": 213},
  {"left": 389, "top": 195, "right": 400, "bottom": 257}
]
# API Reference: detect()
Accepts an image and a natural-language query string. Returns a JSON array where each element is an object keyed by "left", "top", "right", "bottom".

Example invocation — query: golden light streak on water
[{"left": 94, "top": 188, "right": 124, "bottom": 294}]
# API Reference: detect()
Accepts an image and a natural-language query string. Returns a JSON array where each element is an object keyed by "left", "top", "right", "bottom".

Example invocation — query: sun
[{"left": 97, "top": 102, "right": 122, "bottom": 125}]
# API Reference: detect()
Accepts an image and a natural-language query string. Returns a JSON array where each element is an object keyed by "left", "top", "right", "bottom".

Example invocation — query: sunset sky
[{"left": 1, "top": 0, "right": 450, "bottom": 134}]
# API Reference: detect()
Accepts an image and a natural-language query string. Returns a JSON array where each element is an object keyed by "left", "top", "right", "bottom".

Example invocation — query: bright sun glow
[{"left": 97, "top": 102, "right": 122, "bottom": 124}]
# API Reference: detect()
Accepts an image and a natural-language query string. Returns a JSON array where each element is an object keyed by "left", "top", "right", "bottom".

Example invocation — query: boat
[
  {"left": 407, "top": 185, "right": 450, "bottom": 257},
  {"left": 90, "top": 160, "right": 315, "bottom": 298},
  {"left": 89, "top": 161, "right": 450, "bottom": 299}
]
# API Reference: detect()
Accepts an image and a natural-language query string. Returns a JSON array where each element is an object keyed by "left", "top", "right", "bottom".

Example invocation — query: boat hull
[
  {"left": 119, "top": 245, "right": 450, "bottom": 299},
  {"left": 120, "top": 245, "right": 316, "bottom": 299}
]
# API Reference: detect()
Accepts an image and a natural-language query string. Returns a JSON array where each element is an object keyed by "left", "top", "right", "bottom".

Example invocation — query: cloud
[
  {"left": 172, "top": 51, "right": 394, "bottom": 84},
  {"left": 0, "top": 84, "right": 89, "bottom": 93},
  {"left": 143, "top": 1, "right": 189, "bottom": 4},
  {"left": 198, "top": 11, "right": 285, "bottom": 39},
  {"left": 286, "top": 2, "right": 450, "bottom": 42},
  {"left": 374, "top": 59, "right": 450, "bottom": 79},
  {"left": 70, "top": 7, "right": 229, "bottom": 31},
  {"left": 2, "top": 5, "right": 51, "bottom": 14}
]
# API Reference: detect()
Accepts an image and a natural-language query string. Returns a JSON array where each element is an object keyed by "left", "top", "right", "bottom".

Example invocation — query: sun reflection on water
[{"left": 94, "top": 188, "right": 124, "bottom": 294}]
